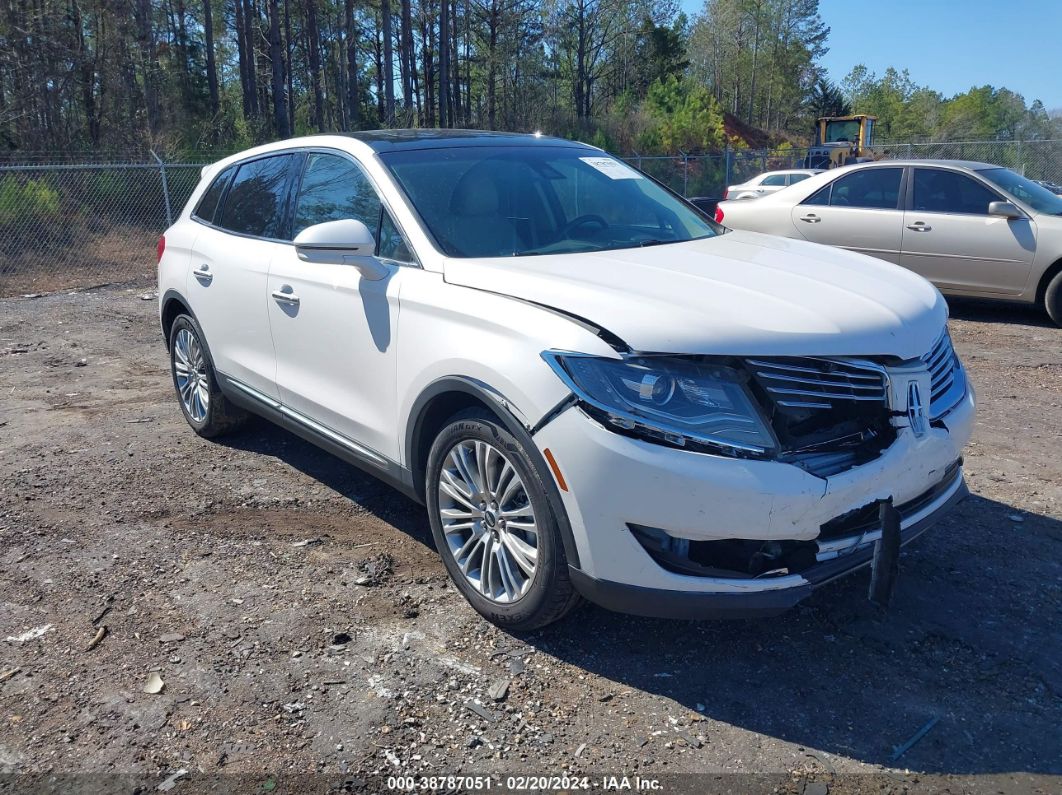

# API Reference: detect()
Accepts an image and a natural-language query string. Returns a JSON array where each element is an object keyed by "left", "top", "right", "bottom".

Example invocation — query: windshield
[
  {"left": 979, "top": 167, "right": 1062, "bottom": 215},
  {"left": 379, "top": 146, "right": 717, "bottom": 258},
  {"left": 823, "top": 120, "right": 861, "bottom": 144}
]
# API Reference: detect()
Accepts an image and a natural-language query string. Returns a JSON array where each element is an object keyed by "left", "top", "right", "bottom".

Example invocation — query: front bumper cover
[{"left": 569, "top": 474, "right": 968, "bottom": 619}]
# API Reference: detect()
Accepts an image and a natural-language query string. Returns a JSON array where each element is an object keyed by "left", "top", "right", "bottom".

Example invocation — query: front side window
[
  {"left": 828, "top": 167, "right": 902, "bottom": 210},
  {"left": 216, "top": 155, "right": 294, "bottom": 239},
  {"left": 380, "top": 146, "right": 717, "bottom": 258},
  {"left": 979, "top": 167, "right": 1062, "bottom": 215},
  {"left": 760, "top": 174, "right": 787, "bottom": 186},
  {"left": 377, "top": 210, "right": 413, "bottom": 263},
  {"left": 292, "top": 153, "right": 382, "bottom": 238},
  {"left": 913, "top": 169, "right": 999, "bottom": 215}
]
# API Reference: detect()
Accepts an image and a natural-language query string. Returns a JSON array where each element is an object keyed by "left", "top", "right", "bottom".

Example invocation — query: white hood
[{"left": 443, "top": 231, "right": 947, "bottom": 360}]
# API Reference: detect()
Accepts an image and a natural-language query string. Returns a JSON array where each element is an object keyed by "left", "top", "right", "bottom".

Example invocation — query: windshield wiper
[{"left": 515, "top": 243, "right": 603, "bottom": 256}]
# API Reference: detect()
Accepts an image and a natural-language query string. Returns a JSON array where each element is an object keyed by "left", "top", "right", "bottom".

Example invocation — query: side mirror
[
  {"left": 988, "top": 200, "right": 1023, "bottom": 220},
  {"left": 293, "top": 219, "right": 389, "bottom": 280}
]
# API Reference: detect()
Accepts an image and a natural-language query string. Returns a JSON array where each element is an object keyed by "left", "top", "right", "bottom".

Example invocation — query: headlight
[{"left": 542, "top": 352, "right": 777, "bottom": 455}]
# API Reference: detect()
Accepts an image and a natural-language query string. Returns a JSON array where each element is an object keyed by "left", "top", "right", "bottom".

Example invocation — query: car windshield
[
  {"left": 379, "top": 146, "right": 717, "bottom": 258},
  {"left": 979, "top": 167, "right": 1062, "bottom": 215}
]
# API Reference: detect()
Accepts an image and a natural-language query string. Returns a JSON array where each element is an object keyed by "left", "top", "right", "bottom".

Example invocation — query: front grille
[
  {"left": 746, "top": 357, "right": 887, "bottom": 409},
  {"left": 921, "top": 331, "right": 965, "bottom": 418}
]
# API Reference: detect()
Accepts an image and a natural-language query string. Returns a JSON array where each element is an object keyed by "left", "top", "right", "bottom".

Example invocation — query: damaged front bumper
[
  {"left": 535, "top": 382, "right": 974, "bottom": 619},
  {"left": 569, "top": 467, "right": 967, "bottom": 619}
]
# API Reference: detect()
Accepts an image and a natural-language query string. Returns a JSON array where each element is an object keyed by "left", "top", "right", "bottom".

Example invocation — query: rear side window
[
  {"left": 827, "top": 168, "right": 902, "bottom": 210},
  {"left": 761, "top": 174, "right": 787, "bottom": 186},
  {"left": 789, "top": 173, "right": 811, "bottom": 184},
  {"left": 803, "top": 185, "right": 831, "bottom": 206},
  {"left": 913, "top": 169, "right": 999, "bottom": 215},
  {"left": 193, "top": 166, "right": 233, "bottom": 224},
  {"left": 216, "top": 154, "right": 295, "bottom": 239},
  {"left": 292, "top": 153, "right": 382, "bottom": 238}
]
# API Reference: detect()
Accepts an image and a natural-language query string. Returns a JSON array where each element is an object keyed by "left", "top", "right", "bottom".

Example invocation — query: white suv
[{"left": 158, "top": 131, "right": 975, "bottom": 630}]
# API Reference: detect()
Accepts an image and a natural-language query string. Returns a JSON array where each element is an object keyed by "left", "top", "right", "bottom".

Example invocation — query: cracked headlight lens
[{"left": 543, "top": 352, "right": 777, "bottom": 454}]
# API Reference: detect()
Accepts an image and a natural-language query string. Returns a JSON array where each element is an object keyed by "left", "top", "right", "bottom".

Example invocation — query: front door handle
[
  {"left": 193, "top": 264, "right": 213, "bottom": 282},
  {"left": 799, "top": 214, "right": 821, "bottom": 223},
  {"left": 906, "top": 222, "right": 932, "bottom": 232},
  {"left": 271, "top": 286, "right": 300, "bottom": 306}
]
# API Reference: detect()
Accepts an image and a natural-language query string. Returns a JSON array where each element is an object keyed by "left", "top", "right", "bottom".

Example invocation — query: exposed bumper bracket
[{"left": 868, "top": 498, "right": 902, "bottom": 608}]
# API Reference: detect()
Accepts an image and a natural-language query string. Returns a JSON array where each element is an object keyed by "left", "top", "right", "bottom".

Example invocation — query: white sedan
[
  {"left": 725, "top": 169, "right": 823, "bottom": 200},
  {"left": 716, "top": 159, "right": 1062, "bottom": 325}
]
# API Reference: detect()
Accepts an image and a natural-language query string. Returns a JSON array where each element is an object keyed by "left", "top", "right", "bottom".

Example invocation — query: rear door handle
[
  {"left": 799, "top": 214, "right": 821, "bottom": 223},
  {"left": 193, "top": 264, "right": 213, "bottom": 282},
  {"left": 906, "top": 222, "right": 932, "bottom": 232},
  {"left": 271, "top": 286, "right": 300, "bottom": 305}
]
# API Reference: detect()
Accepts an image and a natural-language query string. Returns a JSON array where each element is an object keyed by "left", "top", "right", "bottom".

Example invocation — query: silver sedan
[{"left": 715, "top": 160, "right": 1062, "bottom": 325}]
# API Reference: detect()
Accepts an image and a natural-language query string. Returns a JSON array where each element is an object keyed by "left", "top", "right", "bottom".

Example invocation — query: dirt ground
[{"left": 0, "top": 283, "right": 1059, "bottom": 794}]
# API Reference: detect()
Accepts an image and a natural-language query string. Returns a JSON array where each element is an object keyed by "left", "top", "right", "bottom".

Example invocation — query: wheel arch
[
  {"left": 1035, "top": 257, "right": 1062, "bottom": 306},
  {"left": 161, "top": 289, "right": 195, "bottom": 350},
  {"left": 405, "top": 376, "right": 581, "bottom": 568}
]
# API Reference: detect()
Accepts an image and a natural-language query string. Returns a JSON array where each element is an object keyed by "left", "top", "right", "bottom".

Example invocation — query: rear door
[
  {"left": 790, "top": 166, "right": 905, "bottom": 263},
  {"left": 267, "top": 150, "right": 413, "bottom": 462},
  {"left": 899, "top": 166, "right": 1036, "bottom": 295},
  {"left": 187, "top": 153, "right": 298, "bottom": 399}
]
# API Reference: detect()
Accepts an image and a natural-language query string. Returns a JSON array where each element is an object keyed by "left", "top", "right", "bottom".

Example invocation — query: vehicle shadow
[
  {"left": 218, "top": 416, "right": 434, "bottom": 549},
  {"left": 528, "top": 494, "right": 1062, "bottom": 775},
  {"left": 213, "top": 420, "right": 1061, "bottom": 774},
  {"left": 945, "top": 296, "right": 1056, "bottom": 328}
]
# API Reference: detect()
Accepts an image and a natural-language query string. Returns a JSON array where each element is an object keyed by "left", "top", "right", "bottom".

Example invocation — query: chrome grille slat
[
  {"left": 750, "top": 371, "right": 884, "bottom": 391},
  {"left": 920, "top": 331, "right": 965, "bottom": 419},
  {"left": 746, "top": 359, "right": 882, "bottom": 380},
  {"left": 748, "top": 356, "right": 888, "bottom": 409},
  {"left": 767, "top": 387, "right": 887, "bottom": 401}
]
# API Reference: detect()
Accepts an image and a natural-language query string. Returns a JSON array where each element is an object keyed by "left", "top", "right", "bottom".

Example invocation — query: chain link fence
[
  {"left": 2, "top": 139, "right": 1060, "bottom": 298},
  {"left": 623, "top": 139, "right": 1062, "bottom": 200},
  {"left": 0, "top": 155, "right": 202, "bottom": 297}
]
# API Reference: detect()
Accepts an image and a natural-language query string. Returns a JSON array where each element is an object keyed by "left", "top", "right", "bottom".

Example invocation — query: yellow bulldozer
[{"left": 803, "top": 114, "right": 879, "bottom": 169}]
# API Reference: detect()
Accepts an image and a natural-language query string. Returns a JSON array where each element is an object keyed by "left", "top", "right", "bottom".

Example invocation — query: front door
[
  {"left": 267, "top": 151, "right": 415, "bottom": 463},
  {"left": 899, "top": 167, "right": 1036, "bottom": 295}
]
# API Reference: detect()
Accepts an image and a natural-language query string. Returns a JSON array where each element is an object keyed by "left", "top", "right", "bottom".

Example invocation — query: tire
[
  {"left": 1044, "top": 270, "right": 1062, "bottom": 327},
  {"left": 168, "top": 314, "right": 247, "bottom": 438},
  {"left": 425, "top": 408, "right": 580, "bottom": 631}
]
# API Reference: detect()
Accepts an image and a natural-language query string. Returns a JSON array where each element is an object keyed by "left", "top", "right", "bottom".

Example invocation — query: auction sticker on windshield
[{"left": 580, "top": 156, "right": 643, "bottom": 179}]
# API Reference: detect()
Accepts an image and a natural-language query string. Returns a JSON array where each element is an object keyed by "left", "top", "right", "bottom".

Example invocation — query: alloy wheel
[
  {"left": 437, "top": 439, "right": 539, "bottom": 603},
  {"left": 173, "top": 327, "right": 209, "bottom": 422}
]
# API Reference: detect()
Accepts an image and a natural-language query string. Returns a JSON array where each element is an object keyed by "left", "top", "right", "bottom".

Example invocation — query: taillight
[
  {"left": 723, "top": 188, "right": 729, "bottom": 199},
  {"left": 714, "top": 206, "right": 725, "bottom": 224},
  {"left": 156, "top": 235, "right": 166, "bottom": 263}
]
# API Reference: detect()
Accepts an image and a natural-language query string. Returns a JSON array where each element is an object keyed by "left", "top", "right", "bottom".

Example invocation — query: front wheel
[{"left": 425, "top": 409, "right": 579, "bottom": 631}]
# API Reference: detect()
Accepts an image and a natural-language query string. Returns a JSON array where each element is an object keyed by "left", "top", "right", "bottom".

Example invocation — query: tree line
[{"left": 0, "top": 0, "right": 1057, "bottom": 157}]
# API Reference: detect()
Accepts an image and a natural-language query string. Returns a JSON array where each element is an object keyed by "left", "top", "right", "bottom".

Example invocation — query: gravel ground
[{"left": 0, "top": 284, "right": 1059, "bottom": 794}]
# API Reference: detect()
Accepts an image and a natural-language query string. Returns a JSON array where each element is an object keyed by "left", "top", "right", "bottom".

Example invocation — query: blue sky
[{"left": 679, "top": 0, "right": 1062, "bottom": 110}]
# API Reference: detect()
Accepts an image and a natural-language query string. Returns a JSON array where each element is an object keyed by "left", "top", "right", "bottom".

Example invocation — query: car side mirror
[
  {"left": 293, "top": 219, "right": 389, "bottom": 280},
  {"left": 988, "top": 200, "right": 1023, "bottom": 220}
]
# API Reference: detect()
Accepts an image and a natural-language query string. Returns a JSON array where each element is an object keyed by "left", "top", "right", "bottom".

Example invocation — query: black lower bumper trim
[
  {"left": 570, "top": 477, "right": 969, "bottom": 620},
  {"left": 569, "top": 567, "right": 808, "bottom": 619}
]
